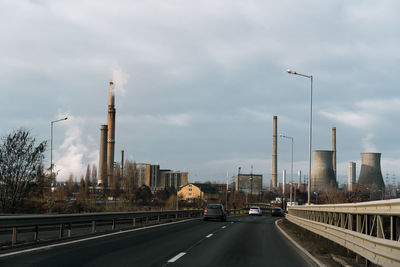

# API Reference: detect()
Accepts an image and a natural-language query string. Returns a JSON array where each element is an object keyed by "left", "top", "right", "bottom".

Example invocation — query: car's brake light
[{"left": 204, "top": 209, "right": 207, "bottom": 213}]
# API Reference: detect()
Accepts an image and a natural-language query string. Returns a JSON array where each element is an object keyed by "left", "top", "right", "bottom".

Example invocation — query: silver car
[{"left": 249, "top": 206, "right": 262, "bottom": 216}]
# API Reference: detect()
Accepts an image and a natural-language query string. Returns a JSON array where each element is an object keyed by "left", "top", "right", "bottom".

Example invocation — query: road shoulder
[{"left": 275, "top": 219, "right": 325, "bottom": 267}]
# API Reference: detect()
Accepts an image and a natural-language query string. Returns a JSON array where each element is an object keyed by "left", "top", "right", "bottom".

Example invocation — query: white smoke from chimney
[
  {"left": 362, "top": 133, "right": 378, "bottom": 152},
  {"left": 53, "top": 111, "right": 98, "bottom": 181},
  {"left": 112, "top": 66, "right": 129, "bottom": 96}
]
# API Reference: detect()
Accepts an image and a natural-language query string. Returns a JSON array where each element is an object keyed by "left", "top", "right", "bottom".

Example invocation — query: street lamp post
[
  {"left": 287, "top": 69, "right": 313, "bottom": 205},
  {"left": 280, "top": 134, "right": 294, "bottom": 205},
  {"left": 226, "top": 172, "right": 229, "bottom": 209},
  {"left": 50, "top": 117, "right": 68, "bottom": 213}
]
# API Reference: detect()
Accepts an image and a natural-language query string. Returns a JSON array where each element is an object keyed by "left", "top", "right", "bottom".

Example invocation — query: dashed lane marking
[
  {"left": 222, "top": 226, "right": 226, "bottom": 229},
  {"left": 206, "top": 234, "right": 213, "bottom": 238},
  {"left": 167, "top": 252, "right": 186, "bottom": 263}
]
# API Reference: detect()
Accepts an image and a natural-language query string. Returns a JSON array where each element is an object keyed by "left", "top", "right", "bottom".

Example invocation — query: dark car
[
  {"left": 203, "top": 204, "right": 227, "bottom": 221},
  {"left": 271, "top": 207, "right": 285, "bottom": 217}
]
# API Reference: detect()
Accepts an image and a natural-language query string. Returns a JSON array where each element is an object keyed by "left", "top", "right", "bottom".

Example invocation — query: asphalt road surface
[{"left": 0, "top": 215, "right": 312, "bottom": 267}]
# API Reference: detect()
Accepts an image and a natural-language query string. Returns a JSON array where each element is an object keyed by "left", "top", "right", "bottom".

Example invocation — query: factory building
[
  {"left": 348, "top": 162, "right": 356, "bottom": 191},
  {"left": 134, "top": 164, "right": 188, "bottom": 190},
  {"left": 159, "top": 170, "right": 188, "bottom": 189}
]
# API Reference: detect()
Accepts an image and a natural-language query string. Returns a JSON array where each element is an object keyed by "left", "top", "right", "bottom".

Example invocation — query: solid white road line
[
  {"left": 167, "top": 252, "right": 186, "bottom": 263},
  {"left": 206, "top": 234, "right": 213, "bottom": 238},
  {"left": 0, "top": 218, "right": 199, "bottom": 259},
  {"left": 275, "top": 219, "right": 325, "bottom": 267}
]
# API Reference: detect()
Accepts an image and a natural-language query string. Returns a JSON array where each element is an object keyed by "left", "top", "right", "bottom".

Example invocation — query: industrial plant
[
  {"left": 96, "top": 82, "right": 188, "bottom": 192},
  {"left": 271, "top": 116, "right": 390, "bottom": 203}
]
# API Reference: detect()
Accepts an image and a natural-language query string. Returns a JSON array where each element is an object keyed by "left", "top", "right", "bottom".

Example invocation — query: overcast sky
[{"left": 1, "top": 0, "right": 400, "bottom": 185}]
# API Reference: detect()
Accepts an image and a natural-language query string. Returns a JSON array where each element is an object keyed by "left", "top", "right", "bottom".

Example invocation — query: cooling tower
[
  {"left": 107, "top": 81, "right": 116, "bottom": 186},
  {"left": 348, "top": 162, "right": 356, "bottom": 191},
  {"left": 311, "top": 150, "right": 337, "bottom": 191},
  {"left": 272, "top": 116, "right": 278, "bottom": 187},
  {"left": 358, "top": 153, "right": 385, "bottom": 191},
  {"left": 98, "top": 124, "right": 108, "bottom": 185},
  {"left": 332, "top": 127, "right": 336, "bottom": 179}
]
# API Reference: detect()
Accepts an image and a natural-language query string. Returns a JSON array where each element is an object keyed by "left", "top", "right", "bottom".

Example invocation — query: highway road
[{"left": 0, "top": 215, "right": 313, "bottom": 267}]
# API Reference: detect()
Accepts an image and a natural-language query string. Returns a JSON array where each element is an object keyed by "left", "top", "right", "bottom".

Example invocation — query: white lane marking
[
  {"left": 168, "top": 252, "right": 186, "bottom": 263},
  {"left": 0, "top": 218, "right": 199, "bottom": 258},
  {"left": 221, "top": 226, "right": 226, "bottom": 229},
  {"left": 231, "top": 222, "right": 234, "bottom": 224},
  {"left": 206, "top": 234, "right": 213, "bottom": 238}
]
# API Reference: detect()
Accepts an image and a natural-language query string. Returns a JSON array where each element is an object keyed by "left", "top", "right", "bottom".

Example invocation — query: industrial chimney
[
  {"left": 98, "top": 124, "right": 108, "bottom": 185},
  {"left": 348, "top": 162, "right": 356, "bottom": 191},
  {"left": 272, "top": 116, "right": 278, "bottom": 188},
  {"left": 297, "top": 170, "right": 301, "bottom": 189},
  {"left": 282, "top": 169, "right": 286, "bottom": 196},
  {"left": 107, "top": 81, "right": 116, "bottom": 186},
  {"left": 311, "top": 150, "right": 337, "bottom": 192},
  {"left": 358, "top": 153, "right": 385, "bottom": 191},
  {"left": 120, "top": 150, "right": 124, "bottom": 178},
  {"left": 332, "top": 127, "right": 336, "bottom": 179}
]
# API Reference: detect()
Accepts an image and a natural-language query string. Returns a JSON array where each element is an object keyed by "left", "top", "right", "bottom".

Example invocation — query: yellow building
[
  {"left": 178, "top": 183, "right": 218, "bottom": 202},
  {"left": 178, "top": 184, "right": 203, "bottom": 201}
]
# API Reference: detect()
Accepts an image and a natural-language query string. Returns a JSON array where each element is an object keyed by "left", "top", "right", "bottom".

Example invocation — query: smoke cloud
[
  {"left": 53, "top": 111, "right": 98, "bottom": 181},
  {"left": 362, "top": 133, "right": 378, "bottom": 152},
  {"left": 112, "top": 67, "right": 129, "bottom": 96}
]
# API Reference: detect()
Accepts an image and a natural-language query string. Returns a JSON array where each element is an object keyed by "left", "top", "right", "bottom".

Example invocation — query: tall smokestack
[
  {"left": 297, "top": 170, "right": 301, "bottom": 189},
  {"left": 332, "top": 127, "right": 337, "bottom": 180},
  {"left": 282, "top": 169, "right": 286, "bottom": 196},
  {"left": 272, "top": 116, "right": 278, "bottom": 187},
  {"left": 107, "top": 81, "right": 116, "bottom": 186},
  {"left": 120, "top": 150, "right": 124, "bottom": 178},
  {"left": 98, "top": 125, "right": 108, "bottom": 185},
  {"left": 348, "top": 162, "right": 356, "bottom": 191}
]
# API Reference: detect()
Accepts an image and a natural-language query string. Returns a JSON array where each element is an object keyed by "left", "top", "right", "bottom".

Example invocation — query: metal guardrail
[
  {"left": 287, "top": 199, "right": 400, "bottom": 267},
  {"left": 0, "top": 209, "right": 245, "bottom": 247},
  {"left": 0, "top": 210, "right": 203, "bottom": 246}
]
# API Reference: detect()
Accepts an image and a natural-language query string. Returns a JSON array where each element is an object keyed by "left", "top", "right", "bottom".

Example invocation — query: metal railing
[
  {"left": 0, "top": 210, "right": 203, "bottom": 247},
  {"left": 287, "top": 199, "right": 400, "bottom": 267},
  {"left": 0, "top": 209, "right": 246, "bottom": 248}
]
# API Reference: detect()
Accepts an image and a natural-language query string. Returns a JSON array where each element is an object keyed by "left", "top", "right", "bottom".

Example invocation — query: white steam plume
[
  {"left": 53, "top": 111, "right": 98, "bottom": 181},
  {"left": 112, "top": 66, "right": 129, "bottom": 96},
  {"left": 362, "top": 133, "right": 378, "bottom": 152}
]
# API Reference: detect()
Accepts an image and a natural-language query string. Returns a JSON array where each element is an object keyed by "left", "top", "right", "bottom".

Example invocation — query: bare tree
[
  {"left": 0, "top": 129, "right": 46, "bottom": 212},
  {"left": 91, "top": 164, "right": 97, "bottom": 186},
  {"left": 84, "top": 164, "right": 90, "bottom": 198},
  {"left": 123, "top": 161, "right": 136, "bottom": 201},
  {"left": 66, "top": 173, "right": 74, "bottom": 197}
]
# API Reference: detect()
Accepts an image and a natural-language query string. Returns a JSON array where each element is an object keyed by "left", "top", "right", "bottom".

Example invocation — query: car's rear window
[
  {"left": 250, "top": 207, "right": 259, "bottom": 209},
  {"left": 207, "top": 204, "right": 222, "bottom": 209},
  {"left": 273, "top": 208, "right": 281, "bottom": 211}
]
